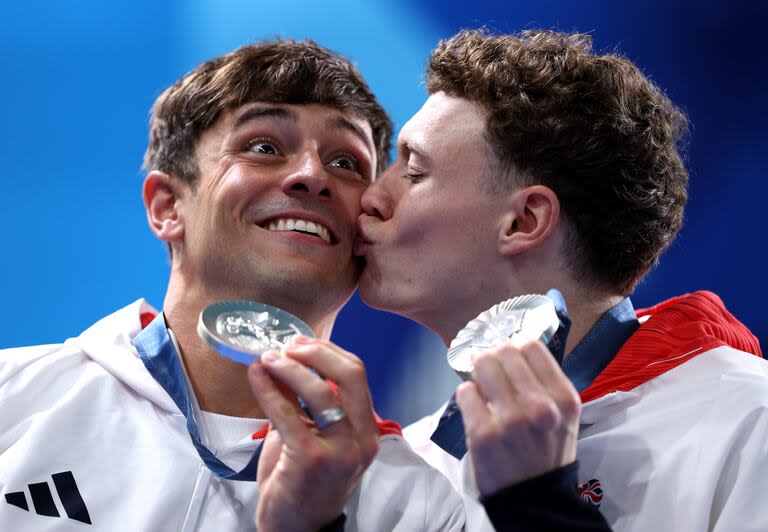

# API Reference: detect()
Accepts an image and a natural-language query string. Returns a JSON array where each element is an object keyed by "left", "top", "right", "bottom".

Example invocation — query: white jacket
[
  {"left": 0, "top": 300, "right": 465, "bottom": 531},
  {"left": 405, "top": 291, "right": 768, "bottom": 531}
]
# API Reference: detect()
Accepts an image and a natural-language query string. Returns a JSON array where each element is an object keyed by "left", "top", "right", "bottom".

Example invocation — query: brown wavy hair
[
  {"left": 427, "top": 29, "right": 689, "bottom": 294},
  {"left": 144, "top": 39, "right": 392, "bottom": 186}
]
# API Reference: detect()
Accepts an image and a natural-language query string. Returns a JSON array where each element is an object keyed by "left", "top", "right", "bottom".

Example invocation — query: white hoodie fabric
[
  {"left": 0, "top": 299, "right": 465, "bottom": 531},
  {"left": 405, "top": 291, "right": 768, "bottom": 531}
]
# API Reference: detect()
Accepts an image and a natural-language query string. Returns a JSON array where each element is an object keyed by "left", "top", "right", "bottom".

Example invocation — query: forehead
[{"left": 400, "top": 92, "right": 488, "bottom": 149}]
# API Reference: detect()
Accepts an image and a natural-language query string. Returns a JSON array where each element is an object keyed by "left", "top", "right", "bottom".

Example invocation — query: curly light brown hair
[
  {"left": 144, "top": 39, "right": 392, "bottom": 186},
  {"left": 427, "top": 29, "right": 689, "bottom": 294}
]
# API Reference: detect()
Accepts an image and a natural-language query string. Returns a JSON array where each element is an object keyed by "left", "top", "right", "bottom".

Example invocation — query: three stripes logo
[{"left": 4, "top": 471, "right": 92, "bottom": 525}]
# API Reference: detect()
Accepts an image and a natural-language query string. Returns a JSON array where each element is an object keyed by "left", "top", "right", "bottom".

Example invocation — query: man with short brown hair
[{"left": 0, "top": 38, "right": 464, "bottom": 532}]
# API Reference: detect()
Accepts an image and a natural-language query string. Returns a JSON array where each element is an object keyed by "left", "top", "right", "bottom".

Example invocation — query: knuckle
[
  {"left": 455, "top": 382, "right": 473, "bottom": 405},
  {"left": 312, "top": 383, "right": 337, "bottom": 406},
  {"left": 519, "top": 339, "right": 545, "bottom": 360},
  {"left": 277, "top": 401, "right": 296, "bottom": 418},
  {"left": 347, "top": 359, "right": 367, "bottom": 381},
  {"left": 497, "top": 410, "right": 525, "bottom": 431},
  {"left": 559, "top": 389, "right": 582, "bottom": 419},
  {"left": 304, "top": 446, "right": 331, "bottom": 471},
  {"left": 471, "top": 424, "right": 502, "bottom": 451},
  {"left": 528, "top": 395, "right": 562, "bottom": 429},
  {"left": 515, "top": 337, "right": 540, "bottom": 353}
]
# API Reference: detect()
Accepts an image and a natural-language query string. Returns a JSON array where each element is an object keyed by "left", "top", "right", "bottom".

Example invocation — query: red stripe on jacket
[{"left": 580, "top": 291, "right": 762, "bottom": 403}]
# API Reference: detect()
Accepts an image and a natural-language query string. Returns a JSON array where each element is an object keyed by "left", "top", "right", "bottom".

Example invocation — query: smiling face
[
  {"left": 356, "top": 92, "right": 512, "bottom": 338},
  {"left": 175, "top": 102, "right": 376, "bottom": 325}
]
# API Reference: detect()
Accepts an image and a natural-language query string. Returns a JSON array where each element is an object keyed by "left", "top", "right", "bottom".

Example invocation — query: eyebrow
[
  {"left": 231, "top": 105, "right": 296, "bottom": 132},
  {"left": 402, "top": 140, "right": 431, "bottom": 164},
  {"left": 328, "top": 116, "right": 374, "bottom": 153}
]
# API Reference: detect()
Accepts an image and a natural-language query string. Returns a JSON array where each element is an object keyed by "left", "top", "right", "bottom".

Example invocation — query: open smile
[{"left": 260, "top": 217, "right": 334, "bottom": 244}]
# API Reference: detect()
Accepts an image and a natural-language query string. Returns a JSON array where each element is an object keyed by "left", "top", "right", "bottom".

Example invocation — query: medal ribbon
[{"left": 133, "top": 312, "right": 262, "bottom": 481}]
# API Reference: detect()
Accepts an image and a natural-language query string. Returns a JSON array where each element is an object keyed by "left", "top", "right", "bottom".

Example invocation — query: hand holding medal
[
  {"left": 450, "top": 290, "right": 583, "bottom": 496},
  {"left": 198, "top": 300, "right": 379, "bottom": 530}
]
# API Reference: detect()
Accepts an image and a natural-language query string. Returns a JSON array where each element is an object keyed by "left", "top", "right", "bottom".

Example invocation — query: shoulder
[
  {"left": 0, "top": 341, "right": 104, "bottom": 445},
  {"left": 0, "top": 342, "right": 88, "bottom": 386},
  {"left": 664, "top": 345, "right": 768, "bottom": 402}
]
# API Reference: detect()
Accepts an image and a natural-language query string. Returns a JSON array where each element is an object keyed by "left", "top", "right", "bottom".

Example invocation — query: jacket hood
[
  {"left": 65, "top": 299, "right": 179, "bottom": 413},
  {"left": 581, "top": 291, "right": 762, "bottom": 403}
]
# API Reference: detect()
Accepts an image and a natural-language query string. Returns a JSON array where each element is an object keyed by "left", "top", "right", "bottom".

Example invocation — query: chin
[{"left": 358, "top": 278, "right": 405, "bottom": 314}]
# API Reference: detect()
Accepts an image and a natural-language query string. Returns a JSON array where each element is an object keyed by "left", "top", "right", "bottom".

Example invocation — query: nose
[
  {"left": 360, "top": 172, "right": 393, "bottom": 221},
  {"left": 281, "top": 151, "right": 332, "bottom": 199}
]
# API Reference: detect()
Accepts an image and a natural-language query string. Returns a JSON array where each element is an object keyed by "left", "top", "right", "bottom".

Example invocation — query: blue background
[{"left": 2, "top": 0, "right": 766, "bottom": 424}]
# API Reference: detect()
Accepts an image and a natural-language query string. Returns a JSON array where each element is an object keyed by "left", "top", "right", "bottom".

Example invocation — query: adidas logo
[{"left": 4, "top": 470, "right": 91, "bottom": 525}]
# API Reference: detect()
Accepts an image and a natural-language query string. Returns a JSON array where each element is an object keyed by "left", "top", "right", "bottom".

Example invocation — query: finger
[
  {"left": 455, "top": 381, "right": 494, "bottom": 440},
  {"left": 292, "top": 335, "right": 358, "bottom": 364},
  {"left": 470, "top": 348, "right": 519, "bottom": 407},
  {"left": 492, "top": 341, "right": 545, "bottom": 398},
  {"left": 475, "top": 343, "right": 563, "bottom": 432},
  {"left": 259, "top": 350, "right": 355, "bottom": 439},
  {"left": 247, "top": 360, "right": 315, "bottom": 444},
  {"left": 511, "top": 337, "right": 562, "bottom": 385},
  {"left": 284, "top": 341, "right": 378, "bottom": 442},
  {"left": 512, "top": 338, "right": 581, "bottom": 418}
]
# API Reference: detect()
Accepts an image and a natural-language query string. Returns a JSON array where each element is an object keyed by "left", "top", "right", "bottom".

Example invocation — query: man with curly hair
[{"left": 356, "top": 29, "right": 766, "bottom": 530}]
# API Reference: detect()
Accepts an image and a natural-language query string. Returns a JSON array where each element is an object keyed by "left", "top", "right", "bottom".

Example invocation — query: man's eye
[
  {"left": 329, "top": 153, "right": 358, "bottom": 172},
  {"left": 403, "top": 172, "right": 425, "bottom": 184},
  {"left": 248, "top": 139, "right": 280, "bottom": 155}
]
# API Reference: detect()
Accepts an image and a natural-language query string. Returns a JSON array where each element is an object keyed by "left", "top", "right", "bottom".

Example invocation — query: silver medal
[
  {"left": 198, "top": 300, "right": 315, "bottom": 365},
  {"left": 447, "top": 294, "right": 560, "bottom": 380}
]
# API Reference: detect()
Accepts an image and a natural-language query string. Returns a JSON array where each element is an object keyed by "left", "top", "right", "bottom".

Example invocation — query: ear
[
  {"left": 142, "top": 170, "right": 186, "bottom": 245},
  {"left": 498, "top": 185, "right": 560, "bottom": 256}
]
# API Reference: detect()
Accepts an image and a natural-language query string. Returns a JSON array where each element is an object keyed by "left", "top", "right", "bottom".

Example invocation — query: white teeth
[{"left": 262, "top": 217, "right": 332, "bottom": 244}]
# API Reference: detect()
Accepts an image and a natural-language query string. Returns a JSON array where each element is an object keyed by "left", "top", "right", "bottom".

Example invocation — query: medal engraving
[
  {"left": 216, "top": 311, "right": 303, "bottom": 352},
  {"left": 448, "top": 294, "right": 560, "bottom": 380},
  {"left": 198, "top": 301, "right": 315, "bottom": 365}
]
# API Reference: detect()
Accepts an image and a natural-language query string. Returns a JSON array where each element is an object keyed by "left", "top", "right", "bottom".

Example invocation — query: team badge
[{"left": 578, "top": 478, "right": 604, "bottom": 507}]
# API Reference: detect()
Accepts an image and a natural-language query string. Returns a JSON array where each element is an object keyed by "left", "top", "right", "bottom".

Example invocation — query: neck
[
  {"left": 162, "top": 273, "right": 338, "bottom": 418},
  {"left": 559, "top": 288, "right": 625, "bottom": 357}
]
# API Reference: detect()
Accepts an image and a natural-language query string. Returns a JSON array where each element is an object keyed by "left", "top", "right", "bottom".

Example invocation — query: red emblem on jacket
[{"left": 579, "top": 479, "right": 604, "bottom": 507}]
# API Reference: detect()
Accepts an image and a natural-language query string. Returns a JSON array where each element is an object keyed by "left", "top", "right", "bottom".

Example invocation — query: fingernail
[
  {"left": 285, "top": 342, "right": 312, "bottom": 354},
  {"left": 261, "top": 350, "right": 280, "bottom": 364}
]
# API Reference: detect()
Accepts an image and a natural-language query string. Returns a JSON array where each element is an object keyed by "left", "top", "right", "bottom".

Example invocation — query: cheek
[
  {"left": 338, "top": 183, "right": 366, "bottom": 216},
  {"left": 393, "top": 198, "right": 443, "bottom": 243}
]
